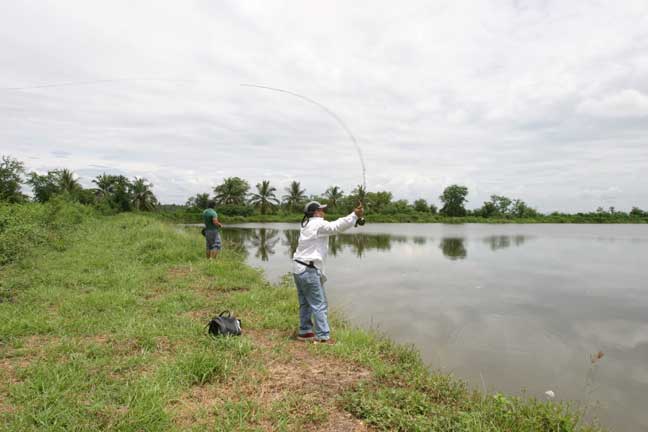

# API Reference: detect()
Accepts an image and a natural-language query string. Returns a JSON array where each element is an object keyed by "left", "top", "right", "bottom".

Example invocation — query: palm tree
[
  {"left": 282, "top": 181, "right": 306, "bottom": 212},
  {"left": 57, "top": 169, "right": 81, "bottom": 195},
  {"left": 324, "top": 185, "right": 344, "bottom": 211},
  {"left": 213, "top": 177, "right": 250, "bottom": 205},
  {"left": 92, "top": 173, "right": 114, "bottom": 198},
  {"left": 130, "top": 177, "right": 158, "bottom": 211},
  {"left": 352, "top": 184, "right": 367, "bottom": 204},
  {"left": 186, "top": 193, "right": 211, "bottom": 209},
  {"left": 249, "top": 180, "right": 280, "bottom": 215}
]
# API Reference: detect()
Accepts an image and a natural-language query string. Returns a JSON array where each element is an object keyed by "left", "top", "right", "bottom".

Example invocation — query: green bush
[{"left": 0, "top": 199, "right": 92, "bottom": 267}]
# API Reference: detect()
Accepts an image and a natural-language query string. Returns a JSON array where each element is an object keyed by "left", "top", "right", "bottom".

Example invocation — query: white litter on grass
[{"left": 545, "top": 390, "right": 556, "bottom": 399}]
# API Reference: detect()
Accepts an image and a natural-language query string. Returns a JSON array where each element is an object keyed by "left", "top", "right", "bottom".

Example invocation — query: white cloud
[
  {"left": 577, "top": 89, "right": 648, "bottom": 118},
  {"left": 1, "top": 0, "right": 648, "bottom": 211}
]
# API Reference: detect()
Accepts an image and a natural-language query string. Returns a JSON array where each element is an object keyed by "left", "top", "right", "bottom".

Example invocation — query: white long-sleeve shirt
[{"left": 292, "top": 212, "right": 358, "bottom": 277}]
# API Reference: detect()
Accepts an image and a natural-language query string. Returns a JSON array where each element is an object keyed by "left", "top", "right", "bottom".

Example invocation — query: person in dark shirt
[{"left": 202, "top": 201, "right": 223, "bottom": 259}]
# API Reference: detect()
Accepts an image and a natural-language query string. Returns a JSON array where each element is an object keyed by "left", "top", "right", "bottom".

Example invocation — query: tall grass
[{"left": 0, "top": 198, "right": 92, "bottom": 269}]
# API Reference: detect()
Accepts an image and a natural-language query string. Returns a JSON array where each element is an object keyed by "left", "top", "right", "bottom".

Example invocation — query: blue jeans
[{"left": 293, "top": 268, "right": 329, "bottom": 340}]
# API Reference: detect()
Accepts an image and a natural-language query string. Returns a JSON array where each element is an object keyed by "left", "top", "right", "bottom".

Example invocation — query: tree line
[
  {"left": 1, "top": 155, "right": 157, "bottom": 213},
  {"left": 183, "top": 176, "right": 648, "bottom": 219},
  {"left": 3, "top": 154, "right": 647, "bottom": 219}
]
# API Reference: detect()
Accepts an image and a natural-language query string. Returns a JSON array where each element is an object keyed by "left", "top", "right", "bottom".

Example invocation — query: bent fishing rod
[
  {"left": 240, "top": 84, "right": 366, "bottom": 226},
  {"left": 4, "top": 79, "right": 368, "bottom": 225}
]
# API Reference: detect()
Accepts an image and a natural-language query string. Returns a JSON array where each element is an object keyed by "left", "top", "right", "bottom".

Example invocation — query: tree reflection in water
[
  {"left": 219, "top": 228, "right": 251, "bottom": 258},
  {"left": 439, "top": 238, "right": 467, "bottom": 260},
  {"left": 250, "top": 228, "right": 280, "bottom": 261},
  {"left": 279, "top": 230, "right": 396, "bottom": 258},
  {"left": 220, "top": 228, "right": 528, "bottom": 261},
  {"left": 483, "top": 235, "right": 527, "bottom": 251},
  {"left": 413, "top": 236, "right": 427, "bottom": 245},
  {"left": 282, "top": 229, "right": 300, "bottom": 257},
  {"left": 335, "top": 233, "right": 396, "bottom": 257}
]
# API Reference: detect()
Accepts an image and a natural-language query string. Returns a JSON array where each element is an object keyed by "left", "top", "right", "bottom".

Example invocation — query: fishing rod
[
  {"left": 4, "top": 79, "right": 368, "bottom": 225},
  {"left": 240, "top": 84, "right": 366, "bottom": 226}
]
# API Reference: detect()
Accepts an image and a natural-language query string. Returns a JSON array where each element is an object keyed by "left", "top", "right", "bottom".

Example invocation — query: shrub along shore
[
  {"left": 0, "top": 203, "right": 604, "bottom": 431},
  {"left": 156, "top": 209, "right": 648, "bottom": 225}
]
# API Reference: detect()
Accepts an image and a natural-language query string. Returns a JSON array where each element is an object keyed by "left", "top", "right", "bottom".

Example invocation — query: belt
[{"left": 294, "top": 259, "right": 317, "bottom": 269}]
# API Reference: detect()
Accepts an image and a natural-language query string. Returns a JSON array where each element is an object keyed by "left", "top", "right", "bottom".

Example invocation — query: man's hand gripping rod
[{"left": 354, "top": 201, "right": 366, "bottom": 227}]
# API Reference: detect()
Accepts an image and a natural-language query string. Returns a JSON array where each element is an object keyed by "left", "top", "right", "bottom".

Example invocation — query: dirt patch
[
  {"left": 171, "top": 329, "right": 371, "bottom": 431},
  {"left": 1, "top": 334, "right": 179, "bottom": 385},
  {"left": 168, "top": 265, "right": 193, "bottom": 279},
  {"left": 169, "top": 385, "right": 223, "bottom": 429},
  {"left": 186, "top": 275, "right": 251, "bottom": 297},
  {"left": 183, "top": 309, "right": 214, "bottom": 323},
  {"left": 0, "top": 359, "right": 24, "bottom": 386},
  {"left": 0, "top": 335, "right": 59, "bottom": 381},
  {"left": 319, "top": 411, "right": 370, "bottom": 432},
  {"left": 261, "top": 348, "right": 369, "bottom": 402},
  {"left": 0, "top": 393, "right": 15, "bottom": 416}
]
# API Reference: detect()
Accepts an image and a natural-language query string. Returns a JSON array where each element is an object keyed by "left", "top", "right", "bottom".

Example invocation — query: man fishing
[
  {"left": 202, "top": 200, "right": 223, "bottom": 259},
  {"left": 292, "top": 201, "right": 364, "bottom": 343}
]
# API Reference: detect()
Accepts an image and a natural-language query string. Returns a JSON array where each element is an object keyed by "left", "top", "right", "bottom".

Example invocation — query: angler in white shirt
[{"left": 292, "top": 200, "right": 364, "bottom": 343}]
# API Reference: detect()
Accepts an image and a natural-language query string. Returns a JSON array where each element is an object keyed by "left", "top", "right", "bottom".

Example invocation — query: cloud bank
[{"left": 1, "top": 0, "right": 647, "bottom": 211}]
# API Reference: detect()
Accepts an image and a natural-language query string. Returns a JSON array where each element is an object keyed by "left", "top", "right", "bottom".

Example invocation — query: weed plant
[{"left": 0, "top": 198, "right": 92, "bottom": 289}]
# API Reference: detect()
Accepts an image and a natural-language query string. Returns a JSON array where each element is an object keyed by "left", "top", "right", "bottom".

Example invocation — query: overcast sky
[{"left": 1, "top": 0, "right": 647, "bottom": 211}]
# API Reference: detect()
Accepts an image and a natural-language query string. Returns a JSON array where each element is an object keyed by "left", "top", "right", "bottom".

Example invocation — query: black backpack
[{"left": 206, "top": 311, "right": 242, "bottom": 337}]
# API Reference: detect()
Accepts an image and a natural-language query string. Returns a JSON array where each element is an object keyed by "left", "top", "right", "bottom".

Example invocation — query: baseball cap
[{"left": 304, "top": 201, "right": 328, "bottom": 215}]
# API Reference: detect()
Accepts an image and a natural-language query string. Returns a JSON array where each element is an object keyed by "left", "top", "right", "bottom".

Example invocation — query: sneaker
[
  {"left": 296, "top": 332, "right": 316, "bottom": 341},
  {"left": 313, "top": 338, "right": 335, "bottom": 345}
]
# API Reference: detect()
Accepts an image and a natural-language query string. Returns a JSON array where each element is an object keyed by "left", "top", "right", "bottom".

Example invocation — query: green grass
[{"left": 0, "top": 212, "right": 605, "bottom": 431}]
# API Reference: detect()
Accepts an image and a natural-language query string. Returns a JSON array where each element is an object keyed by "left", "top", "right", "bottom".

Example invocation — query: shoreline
[
  {"left": 0, "top": 212, "right": 604, "bottom": 431},
  {"left": 154, "top": 211, "right": 648, "bottom": 225}
]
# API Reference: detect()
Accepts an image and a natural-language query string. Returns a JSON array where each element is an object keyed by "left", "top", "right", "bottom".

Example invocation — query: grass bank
[{"left": 0, "top": 212, "right": 603, "bottom": 431}]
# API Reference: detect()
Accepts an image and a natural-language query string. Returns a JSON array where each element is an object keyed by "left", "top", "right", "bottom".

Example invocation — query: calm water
[{"left": 217, "top": 223, "right": 648, "bottom": 431}]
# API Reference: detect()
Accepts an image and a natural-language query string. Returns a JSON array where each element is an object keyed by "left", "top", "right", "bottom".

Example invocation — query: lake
[{"left": 217, "top": 222, "right": 648, "bottom": 431}]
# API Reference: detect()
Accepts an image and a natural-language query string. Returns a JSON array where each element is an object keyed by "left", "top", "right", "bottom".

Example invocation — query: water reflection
[
  {"left": 222, "top": 228, "right": 528, "bottom": 261},
  {"left": 250, "top": 228, "right": 280, "bottom": 261},
  {"left": 484, "top": 235, "right": 527, "bottom": 251},
  {"left": 439, "top": 238, "right": 467, "bottom": 260},
  {"left": 282, "top": 230, "right": 300, "bottom": 256}
]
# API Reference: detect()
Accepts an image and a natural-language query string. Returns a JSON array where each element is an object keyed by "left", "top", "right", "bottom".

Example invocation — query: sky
[{"left": 1, "top": 0, "right": 647, "bottom": 212}]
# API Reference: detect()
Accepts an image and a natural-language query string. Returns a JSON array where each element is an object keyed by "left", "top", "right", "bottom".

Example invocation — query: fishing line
[
  {"left": 0, "top": 77, "right": 194, "bottom": 91},
  {"left": 240, "top": 84, "right": 367, "bottom": 193},
  {"left": 4, "top": 78, "right": 368, "bottom": 222},
  {"left": 4, "top": 80, "right": 368, "bottom": 191}
]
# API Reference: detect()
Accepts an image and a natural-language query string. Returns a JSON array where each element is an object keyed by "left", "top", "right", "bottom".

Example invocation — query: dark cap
[{"left": 304, "top": 201, "right": 327, "bottom": 215}]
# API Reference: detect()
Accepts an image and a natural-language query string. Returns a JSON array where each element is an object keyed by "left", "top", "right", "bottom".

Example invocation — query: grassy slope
[{"left": 0, "top": 214, "right": 603, "bottom": 431}]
